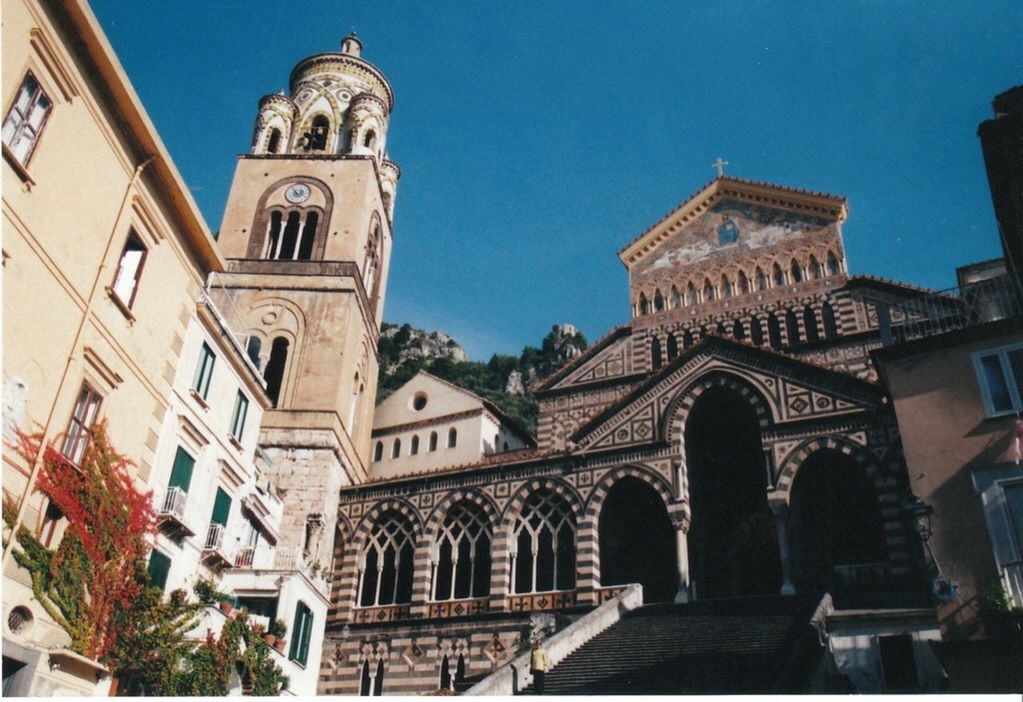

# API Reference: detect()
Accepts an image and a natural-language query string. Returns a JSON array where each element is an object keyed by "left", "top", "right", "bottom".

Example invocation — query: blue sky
[{"left": 91, "top": 2, "right": 1022, "bottom": 360}]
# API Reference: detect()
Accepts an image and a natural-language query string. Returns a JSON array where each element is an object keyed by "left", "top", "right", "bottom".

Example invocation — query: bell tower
[{"left": 211, "top": 34, "right": 399, "bottom": 590}]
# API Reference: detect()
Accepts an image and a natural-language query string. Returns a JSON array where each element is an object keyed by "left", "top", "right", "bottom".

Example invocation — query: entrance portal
[
  {"left": 598, "top": 477, "right": 677, "bottom": 602},
  {"left": 684, "top": 385, "right": 781, "bottom": 599}
]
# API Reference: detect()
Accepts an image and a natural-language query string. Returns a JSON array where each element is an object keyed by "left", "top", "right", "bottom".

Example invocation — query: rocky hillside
[{"left": 376, "top": 323, "right": 588, "bottom": 436}]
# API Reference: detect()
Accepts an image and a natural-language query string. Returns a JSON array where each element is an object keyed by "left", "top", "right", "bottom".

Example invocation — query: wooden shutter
[
  {"left": 168, "top": 447, "right": 195, "bottom": 492},
  {"left": 211, "top": 488, "right": 231, "bottom": 526},
  {"left": 147, "top": 550, "right": 171, "bottom": 590}
]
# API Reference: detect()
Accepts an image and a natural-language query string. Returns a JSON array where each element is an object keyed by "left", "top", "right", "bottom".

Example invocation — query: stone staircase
[{"left": 520, "top": 594, "right": 826, "bottom": 695}]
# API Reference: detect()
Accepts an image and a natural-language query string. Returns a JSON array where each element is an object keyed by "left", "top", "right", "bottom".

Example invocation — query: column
[
  {"left": 773, "top": 505, "right": 795, "bottom": 595},
  {"left": 672, "top": 515, "right": 692, "bottom": 603}
]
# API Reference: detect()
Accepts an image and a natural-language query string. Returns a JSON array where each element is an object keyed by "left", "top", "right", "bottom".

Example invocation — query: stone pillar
[
  {"left": 672, "top": 515, "right": 692, "bottom": 603},
  {"left": 575, "top": 515, "right": 600, "bottom": 605},
  {"left": 773, "top": 505, "right": 796, "bottom": 595}
]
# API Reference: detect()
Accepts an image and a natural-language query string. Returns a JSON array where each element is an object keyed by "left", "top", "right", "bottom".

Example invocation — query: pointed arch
[
  {"left": 732, "top": 318, "right": 745, "bottom": 340},
  {"left": 773, "top": 262, "right": 786, "bottom": 287},
  {"left": 510, "top": 490, "right": 577, "bottom": 594},
  {"left": 768, "top": 313, "right": 783, "bottom": 349},
  {"left": 702, "top": 278, "right": 715, "bottom": 302},
  {"left": 638, "top": 293, "right": 649, "bottom": 316},
  {"left": 666, "top": 333, "right": 679, "bottom": 361},
  {"left": 808, "top": 255, "right": 821, "bottom": 279},
  {"left": 670, "top": 286, "right": 682, "bottom": 309},
  {"left": 682, "top": 329, "right": 694, "bottom": 349},
  {"left": 651, "top": 337, "right": 663, "bottom": 370},
  {"left": 431, "top": 500, "right": 494, "bottom": 601},
  {"left": 827, "top": 250, "right": 842, "bottom": 276},
  {"left": 803, "top": 306, "right": 820, "bottom": 343},
  {"left": 785, "top": 308, "right": 801, "bottom": 344},
  {"left": 790, "top": 258, "right": 804, "bottom": 283},
  {"left": 755, "top": 266, "right": 768, "bottom": 291},
  {"left": 355, "top": 509, "right": 417, "bottom": 607},
  {"left": 737, "top": 270, "right": 750, "bottom": 294},
  {"left": 686, "top": 282, "right": 698, "bottom": 306},
  {"left": 720, "top": 274, "right": 733, "bottom": 298},
  {"left": 750, "top": 317, "right": 764, "bottom": 345},
  {"left": 822, "top": 302, "right": 839, "bottom": 338},
  {"left": 662, "top": 370, "right": 775, "bottom": 446},
  {"left": 653, "top": 288, "right": 665, "bottom": 312}
]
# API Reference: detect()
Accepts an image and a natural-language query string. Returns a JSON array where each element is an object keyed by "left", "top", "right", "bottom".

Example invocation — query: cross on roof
[{"left": 712, "top": 157, "right": 729, "bottom": 177}]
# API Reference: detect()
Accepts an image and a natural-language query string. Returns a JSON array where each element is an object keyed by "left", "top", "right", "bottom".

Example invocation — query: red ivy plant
[{"left": 10, "top": 420, "right": 156, "bottom": 662}]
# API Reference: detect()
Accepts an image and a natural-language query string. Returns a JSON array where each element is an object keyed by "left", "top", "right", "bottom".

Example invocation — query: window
[
  {"left": 667, "top": 334, "right": 679, "bottom": 360},
  {"left": 448, "top": 428, "right": 458, "bottom": 448},
  {"left": 432, "top": 502, "right": 492, "bottom": 601},
  {"left": 168, "top": 446, "right": 195, "bottom": 493},
  {"left": 267, "top": 128, "right": 281, "bottom": 154},
  {"left": 39, "top": 502, "right": 63, "bottom": 548},
  {"left": 750, "top": 317, "right": 764, "bottom": 346},
  {"left": 785, "top": 309, "right": 801, "bottom": 345},
  {"left": 192, "top": 343, "right": 216, "bottom": 400},
  {"left": 61, "top": 383, "right": 102, "bottom": 464},
  {"left": 230, "top": 391, "right": 249, "bottom": 440},
  {"left": 790, "top": 259, "right": 804, "bottom": 283},
  {"left": 211, "top": 487, "right": 231, "bottom": 527},
  {"left": 686, "top": 283, "right": 698, "bottom": 306},
  {"left": 803, "top": 306, "right": 820, "bottom": 343},
  {"left": 363, "top": 130, "right": 377, "bottom": 149},
  {"left": 638, "top": 293, "right": 649, "bottom": 316},
  {"left": 703, "top": 280, "right": 715, "bottom": 302},
  {"left": 2, "top": 73, "right": 52, "bottom": 165},
  {"left": 768, "top": 314, "right": 783, "bottom": 350},
  {"left": 246, "top": 336, "right": 262, "bottom": 368},
  {"left": 653, "top": 289, "right": 664, "bottom": 312},
  {"left": 651, "top": 337, "right": 663, "bottom": 370},
  {"left": 773, "top": 263, "right": 786, "bottom": 287},
  {"left": 263, "top": 337, "right": 289, "bottom": 408},
  {"left": 111, "top": 231, "right": 147, "bottom": 308},
  {"left": 511, "top": 491, "right": 576, "bottom": 594},
  {"left": 374, "top": 441, "right": 383, "bottom": 462},
  {"left": 827, "top": 251, "right": 842, "bottom": 276},
  {"left": 410, "top": 435, "right": 420, "bottom": 455},
  {"left": 733, "top": 319, "right": 745, "bottom": 340},
  {"left": 671, "top": 286, "right": 682, "bottom": 309},
  {"left": 392, "top": 438, "right": 401, "bottom": 459},
  {"left": 358, "top": 511, "right": 415, "bottom": 607},
  {"left": 310, "top": 115, "right": 329, "bottom": 151},
  {"left": 429, "top": 432, "right": 438, "bottom": 452},
  {"left": 822, "top": 303, "right": 839, "bottom": 339},
  {"left": 147, "top": 550, "right": 172, "bottom": 591},
  {"left": 755, "top": 267, "right": 768, "bottom": 291},
  {"left": 974, "top": 345, "right": 1023, "bottom": 415},
  {"left": 289, "top": 601, "right": 314, "bottom": 666}
]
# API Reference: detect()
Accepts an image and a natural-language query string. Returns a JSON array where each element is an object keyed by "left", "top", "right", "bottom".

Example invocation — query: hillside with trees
[{"left": 376, "top": 323, "right": 588, "bottom": 435}]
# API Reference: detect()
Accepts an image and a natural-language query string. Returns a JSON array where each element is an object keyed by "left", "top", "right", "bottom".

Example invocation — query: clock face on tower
[{"left": 285, "top": 183, "right": 311, "bottom": 204}]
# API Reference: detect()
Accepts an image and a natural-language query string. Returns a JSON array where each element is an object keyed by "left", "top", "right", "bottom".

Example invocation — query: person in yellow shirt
[{"left": 530, "top": 637, "right": 549, "bottom": 695}]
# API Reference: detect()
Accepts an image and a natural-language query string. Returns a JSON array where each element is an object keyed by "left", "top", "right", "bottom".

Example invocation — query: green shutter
[
  {"left": 147, "top": 550, "right": 171, "bottom": 590},
  {"left": 211, "top": 488, "right": 231, "bottom": 526},
  {"left": 289, "top": 601, "right": 313, "bottom": 665},
  {"left": 168, "top": 447, "right": 194, "bottom": 493}
]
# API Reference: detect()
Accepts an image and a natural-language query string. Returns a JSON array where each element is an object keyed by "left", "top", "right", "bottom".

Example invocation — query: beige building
[
  {"left": 2, "top": 0, "right": 229, "bottom": 695},
  {"left": 369, "top": 372, "right": 534, "bottom": 480}
]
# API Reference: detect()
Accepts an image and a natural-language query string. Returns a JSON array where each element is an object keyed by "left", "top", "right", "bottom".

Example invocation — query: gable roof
[
  {"left": 617, "top": 176, "right": 848, "bottom": 270},
  {"left": 532, "top": 325, "right": 633, "bottom": 393}
]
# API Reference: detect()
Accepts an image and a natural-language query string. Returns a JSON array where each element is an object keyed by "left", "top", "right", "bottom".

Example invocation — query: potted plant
[
  {"left": 266, "top": 618, "right": 286, "bottom": 647},
  {"left": 217, "top": 593, "right": 237, "bottom": 616},
  {"left": 194, "top": 577, "right": 224, "bottom": 607}
]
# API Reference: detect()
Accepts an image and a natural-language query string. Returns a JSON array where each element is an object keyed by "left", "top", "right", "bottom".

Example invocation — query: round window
[
  {"left": 412, "top": 393, "right": 428, "bottom": 411},
  {"left": 7, "top": 606, "right": 32, "bottom": 636}
]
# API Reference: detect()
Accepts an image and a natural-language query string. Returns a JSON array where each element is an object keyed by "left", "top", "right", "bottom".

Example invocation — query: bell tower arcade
[{"left": 211, "top": 33, "right": 399, "bottom": 591}]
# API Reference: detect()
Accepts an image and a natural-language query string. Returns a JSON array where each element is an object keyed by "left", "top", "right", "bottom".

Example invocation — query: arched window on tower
[
  {"left": 263, "top": 337, "right": 289, "bottom": 407},
  {"left": 651, "top": 337, "right": 663, "bottom": 370},
  {"left": 374, "top": 441, "right": 383, "bottom": 462},
  {"left": 448, "top": 428, "right": 458, "bottom": 448},
  {"left": 785, "top": 309, "right": 801, "bottom": 345},
  {"left": 767, "top": 314, "right": 783, "bottom": 349},
  {"left": 671, "top": 286, "right": 682, "bottom": 309},
  {"left": 756, "top": 267, "right": 768, "bottom": 291},
  {"left": 246, "top": 336, "right": 262, "bottom": 369},
  {"left": 654, "top": 289, "right": 665, "bottom": 312},
  {"left": 267, "top": 128, "right": 282, "bottom": 154},
  {"left": 808, "top": 255, "right": 822, "bottom": 280},
  {"left": 278, "top": 211, "right": 301, "bottom": 259},
  {"left": 666, "top": 334, "right": 679, "bottom": 361},
  {"left": 737, "top": 271, "right": 750, "bottom": 294},
  {"left": 686, "top": 282, "right": 698, "bottom": 306},
  {"left": 703, "top": 279, "right": 715, "bottom": 302},
  {"left": 773, "top": 263, "right": 786, "bottom": 287},
  {"left": 750, "top": 317, "right": 764, "bottom": 345},
  {"left": 265, "top": 211, "right": 284, "bottom": 259},
  {"left": 357, "top": 511, "right": 415, "bottom": 607},
  {"left": 411, "top": 435, "right": 420, "bottom": 455},
  {"left": 721, "top": 274, "right": 733, "bottom": 298},
  {"left": 790, "top": 259, "right": 804, "bottom": 284},
  {"left": 511, "top": 491, "right": 576, "bottom": 594},
  {"left": 638, "top": 293, "right": 649, "bottom": 316},
  {"left": 297, "top": 211, "right": 318, "bottom": 260},
  {"left": 363, "top": 129, "right": 377, "bottom": 150},
  {"left": 309, "top": 115, "right": 329, "bottom": 151},
  {"left": 822, "top": 302, "right": 839, "bottom": 338},
  {"left": 827, "top": 251, "right": 841, "bottom": 276},
  {"left": 432, "top": 502, "right": 492, "bottom": 601},
  {"left": 803, "top": 306, "right": 820, "bottom": 343},
  {"left": 429, "top": 432, "right": 438, "bottom": 452},
  {"left": 392, "top": 438, "right": 401, "bottom": 459}
]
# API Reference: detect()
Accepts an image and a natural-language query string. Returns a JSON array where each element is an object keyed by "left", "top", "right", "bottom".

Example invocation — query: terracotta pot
[
  {"left": 273, "top": 638, "right": 286, "bottom": 653},
  {"left": 218, "top": 601, "right": 234, "bottom": 615},
  {"left": 264, "top": 634, "right": 277, "bottom": 646}
]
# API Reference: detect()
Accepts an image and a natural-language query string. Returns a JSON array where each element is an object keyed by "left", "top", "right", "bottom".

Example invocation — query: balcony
[
  {"left": 156, "top": 487, "right": 194, "bottom": 537},
  {"left": 201, "top": 523, "right": 235, "bottom": 567},
  {"left": 879, "top": 274, "right": 1021, "bottom": 345},
  {"left": 241, "top": 486, "right": 283, "bottom": 545}
]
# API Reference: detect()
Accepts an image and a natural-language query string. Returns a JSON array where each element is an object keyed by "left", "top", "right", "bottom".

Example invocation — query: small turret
[{"left": 341, "top": 32, "right": 362, "bottom": 58}]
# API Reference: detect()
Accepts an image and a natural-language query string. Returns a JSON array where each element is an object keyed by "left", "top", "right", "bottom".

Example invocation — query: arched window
[
  {"left": 638, "top": 293, "right": 649, "bottom": 316},
  {"left": 653, "top": 289, "right": 664, "bottom": 312},
  {"left": 429, "top": 432, "right": 438, "bottom": 452},
  {"left": 666, "top": 334, "right": 679, "bottom": 360},
  {"left": 357, "top": 511, "right": 415, "bottom": 607},
  {"left": 363, "top": 130, "right": 377, "bottom": 150},
  {"left": 822, "top": 302, "right": 839, "bottom": 338},
  {"left": 732, "top": 319, "right": 745, "bottom": 340},
  {"left": 277, "top": 211, "right": 301, "bottom": 259},
  {"left": 245, "top": 336, "right": 262, "bottom": 369},
  {"left": 682, "top": 329, "right": 694, "bottom": 349},
  {"left": 503, "top": 441, "right": 509, "bottom": 452},
  {"left": 494, "top": 434, "right": 500, "bottom": 452},
  {"left": 265, "top": 211, "right": 283, "bottom": 259},
  {"left": 448, "top": 428, "right": 458, "bottom": 448},
  {"left": 767, "top": 314, "right": 783, "bottom": 349},
  {"left": 263, "top": 337, "right": 289, "bottom": 407},
  {"left": 360, "top": 661, "right": 372, "bottom": 696},
  {"left": 440, "top": 656, "right": 451, "bottom": 691},
  {"left": 785, "top": 308, "right": 801, "bottom": 344},
  {"left": 716, "top": 322, "right": 727, "bottom": 336},
  {"left": 827, "top": 251, "right": 841, "bottom": 276},
  {"left": 790, "top": 259, "right": 804, "bottom": 283},
  {"left": 297, "top": 211, "right": 318, "bottom": 260},
  {"left": 808, "top": 255, "right": 822, "bottom": 280},
  {"left": 703, "top": 279, "right": 715, "bottom": 302},
  {"left": 750, "top": 317, "right": 764, "bottom": 345},
  {"left": 374, "top": 441, "right": 383, "bottom": 462},
  {"left": 310, "top": 115, "right": 329, "bottom": 151},
  {"left": 671, "top": 286, "right": 682, "bottom": 309},
  {"left": 651, "top": 337, "right": 663, "bottom": 370},
  {"left": 267, "top": 128, "right": 282, "bottom": 154},
  {"left": 392, "top": 438, "right": 401, "bottom": 458},
  {"left": 773, "top": 263, "right": 786, "bottom": 287},
  {"left": 432, "top": 502, "right": 492, "bottom": 601},
  {"left": 686, "top": 283, "right": 698, "bottom": 306},
  {"left": 721, "top": 275, "right": 733, "bottom": 298},
  {"left": 737, "top": 271, "right": 750, "bottom": 294},
  {"left": 803, "top": 306, "right": 820, "bottom": 343},
  {"left": 755, "top": 267, "right": 768, "bottom": 291},
  {"left": 511, "top": 492, "right": 576, "bottom": 594},
  {"left": 410, "top": 435, "right": 420, "bottom": 455},
  {"left": 374, "top": 659, "right": 385, "bottom": 696}
]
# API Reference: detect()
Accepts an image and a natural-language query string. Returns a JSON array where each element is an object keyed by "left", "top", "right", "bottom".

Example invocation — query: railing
[
  {"left": 273, "top": 546, "right": 306, "bottom": 572},
  {"left": 594, "top": 584, "right": 631, "bottom": 605},
  {"left": 202, "top": 523, "right": 235, "bottom": 565},
  {"left": 881, "top": 275, "right": 1021, "bottom": 345},
  {"left": 506, "top": 589, "right": 578, "bottom": 612},
  {"left": 1004, "top": 560, "right": 1023, "bottom": 608},
  {"left": 235, "top": 546, "right": 256, "bottom": 568},
  {"left": 427, "top": 597, "right": 489, "bottom": 618},
  {"left": 351, "top": 603, "right": 413, "bottom": 624},
  {"left": 158, "top": 487, "right": 187, "bottom": 522}
]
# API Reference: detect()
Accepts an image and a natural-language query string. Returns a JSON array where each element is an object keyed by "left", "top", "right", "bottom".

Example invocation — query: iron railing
[{"left": 158, "top": 487, "right": 188, "bottom": 522}]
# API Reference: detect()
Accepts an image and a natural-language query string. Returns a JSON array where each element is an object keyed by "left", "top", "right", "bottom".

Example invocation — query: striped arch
[
  {"left": 773, "top": 435, "right": 883, "bottom": 506},
  {"left": 423, "top": 488, "right": 501, "bottom": 544},
  {"left": 662, "top": 369, "right": 774, "bottom": 446},
  {"left": 350, "top": 497, "right": 424, "bottom": 552},
  {"left": 335, "top": 512, "right": 354, "bottom": 543},
  {"left": 497, "top": 476, "right": 585, "bottom": 536},
  {"left": 584, "top": 464, "right": 676, "bottom": 521}
]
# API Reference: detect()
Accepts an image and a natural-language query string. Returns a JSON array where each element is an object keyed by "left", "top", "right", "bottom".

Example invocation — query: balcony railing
[
  {"left": 1004, "top": 560, "right": 1023, "bottom": 608},
  {"left": 272, "top": 546, "right": 306, "bottom": 572},
  {"left": 155, "top": 487, "right": 194, "bottom": 536},
  {"left": 880, "top": 275, "right": 1021, "bottom": 345},
  {"left": 202, "top": 523, "right": 234, "bottom": 567},
  {"left": 235, "top": 546, "right": 256, "bottom": 568}
]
